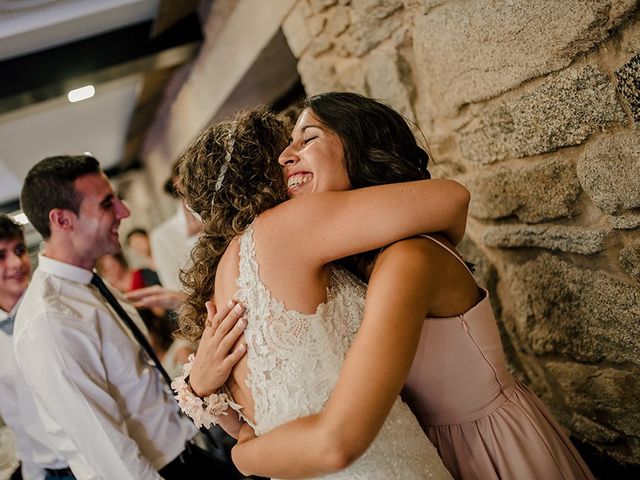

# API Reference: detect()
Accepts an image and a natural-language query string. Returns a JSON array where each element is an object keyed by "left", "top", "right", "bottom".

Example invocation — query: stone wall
[{"left": 281, "top": 0, "right": 640, "bottom": 474}]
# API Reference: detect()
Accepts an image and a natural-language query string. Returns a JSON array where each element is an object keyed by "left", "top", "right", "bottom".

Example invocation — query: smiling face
[
  {"left": 0, "top": 236, "right": 31, "bottom": 312},
  {"left": 278, "top": 108, "right": 352, "bottom": 197},
  {"left": 70, "top": 173, "right": 130, "bottom": 267}
]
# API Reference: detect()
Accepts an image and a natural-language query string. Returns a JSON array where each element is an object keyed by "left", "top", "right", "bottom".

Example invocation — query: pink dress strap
[{"left": 419, "top": 235, "right": 473, "bottom": 275}]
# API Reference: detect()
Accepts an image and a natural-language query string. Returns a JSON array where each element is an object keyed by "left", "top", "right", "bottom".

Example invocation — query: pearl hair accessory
[{"left": 214, "top": 122, "right": 238, "bottom": 194}]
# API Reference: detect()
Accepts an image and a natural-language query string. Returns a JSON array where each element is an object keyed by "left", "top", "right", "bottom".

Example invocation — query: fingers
[
  {"left": 126, "top": 286, "right": 170, "bottom": 309},
  {"left": 218, "top": 314, "right": 246, "bottom": 355},
  {"left": 131, "top": 296, "right": 159, "bottom": 308},
  {"left": 222, "top": 342, "right": 246, "bottom": 370},
  {"left": 125, "top": 286, "right": 159, "bottom": 301},
  {"left": 204, "top": 301, "right": 217, "bottom": 330},
  {"left": 124, "top": 288, "right": 145, "bottom": 301},
  {"left": 128, "top": 288, "right": 184, "bottom": 310},
  {"left": 213, "top": 303, "right": 245, "bottom": 342},
  {"left": 211, "top": 299, "right": 236, "bottom": 330},
  {"left": 131, "top": 294, "right": 166, "bottom": 309}
]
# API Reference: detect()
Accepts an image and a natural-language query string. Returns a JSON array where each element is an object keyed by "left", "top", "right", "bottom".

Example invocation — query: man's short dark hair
[
  {"left": 20, "top": 155, "right": 101, "bottom": 239},
  {"left": 0, "top": 214, "right": 24, "bottom": 243}
]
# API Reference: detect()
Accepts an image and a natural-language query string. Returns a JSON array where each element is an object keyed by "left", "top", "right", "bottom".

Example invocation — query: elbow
[
  {"left": 318, "top": 429, "right": 366, "bottom": 472},
  {"left": 448, "top": 182, "right": 470, "bottom": 245},
  {"left": 323, "top": 446, "right": 360, "bottom": 472},
  {"left": 231, "top": 445, "right": 252, "bottom": 477},
  {"left": 452, "top": 181, "right": 471, "bottom": 213}
]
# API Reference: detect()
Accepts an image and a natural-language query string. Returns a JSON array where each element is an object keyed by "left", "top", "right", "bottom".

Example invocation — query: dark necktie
[
  {"left": 91, "top": 273, "right": 173, "bottom": 386},
  {"left": 90, "top": 272, "right": 223, "bottom": 449}
]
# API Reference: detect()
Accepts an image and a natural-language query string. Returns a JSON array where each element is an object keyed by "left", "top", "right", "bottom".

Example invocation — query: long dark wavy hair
[
  {"left": 177, "top": 108, "right": 288, "bottom": 341},
  {"left": 303, "top": 92, "right": 431, "bottom": 187},
  {"left": 303, "top": 92, "right": 432, "bottom": 278}
]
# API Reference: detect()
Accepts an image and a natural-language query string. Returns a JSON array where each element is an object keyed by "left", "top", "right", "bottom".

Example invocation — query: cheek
[
  {"left": 22, "top": 258, "right": 32, "bottom": 275},
  {"left": 332, "top": 160, "right": 351, "bottom": 191}
]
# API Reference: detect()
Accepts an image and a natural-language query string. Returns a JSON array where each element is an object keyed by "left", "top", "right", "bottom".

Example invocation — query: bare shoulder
[
  {"left": 372, "top": 237, "right": 443, "bottom": 292},
  {"left": 381, "top": 235, "right": 481, "bottom": 317},
  {"left": 376, "top": 236, "right": 447, "bottom": 269},
  {"left": 218, "top": 235, "right": 241, "bottom": 271},
  {"left": 373, "top": 235, "right": 471, "bottom": 300},
  {"left": 214, "top": 236, "right": 242, "bottom": 303}
]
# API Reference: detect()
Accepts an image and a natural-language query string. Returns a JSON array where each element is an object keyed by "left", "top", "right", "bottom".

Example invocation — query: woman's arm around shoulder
[
  {"left": 262, "top": 179, "right": 469, "bottom": 267},
  {"left": 231, "top": 237, "right": 440, "bottom": 477}
]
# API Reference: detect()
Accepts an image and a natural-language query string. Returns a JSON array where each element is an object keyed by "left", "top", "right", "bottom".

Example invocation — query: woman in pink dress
[{"left": 186, "top": 92, "right": 594, "bottom": 480}]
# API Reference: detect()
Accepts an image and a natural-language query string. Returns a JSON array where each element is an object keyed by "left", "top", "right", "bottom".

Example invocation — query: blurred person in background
[
  {"left": 149, "top": 162, "right": 202, "bottom": 292},
  {"left": 125, "top": 228, "right": 155, "bottom": 270},
  {"left": 0, "top": 214, "right": 70, "bottom": 480},
  {"left": 95, "top": 251, "right": 160, "bottom": 294}
]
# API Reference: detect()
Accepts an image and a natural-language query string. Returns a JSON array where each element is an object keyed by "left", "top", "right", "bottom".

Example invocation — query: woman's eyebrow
[{"left": 288, "top": 124, "right": 322, "bottom": 143}]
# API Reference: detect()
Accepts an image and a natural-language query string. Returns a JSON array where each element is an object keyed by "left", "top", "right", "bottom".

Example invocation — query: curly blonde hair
[{"left": 177, "top": 107, "right": 289, "bottom": 341}]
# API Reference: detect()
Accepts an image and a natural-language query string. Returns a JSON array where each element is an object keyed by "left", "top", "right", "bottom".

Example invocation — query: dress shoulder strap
[
  {"left": 420, "top": 235, "right": 474, "bottom": 275},
  {"left": 237, "top": 224, "right": 261, "bottom": 290}
]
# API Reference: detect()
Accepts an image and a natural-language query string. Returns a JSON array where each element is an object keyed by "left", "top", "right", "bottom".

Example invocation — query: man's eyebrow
[{"left": 99, "top": 193, "right": 115, "bottom": 206}]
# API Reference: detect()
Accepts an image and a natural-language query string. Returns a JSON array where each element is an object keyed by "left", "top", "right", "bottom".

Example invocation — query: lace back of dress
[
  {"left": 231, "top": 227, "right": 451, "bottom": 478},
  {"left": 234, "top": 225, "right": 363, "bottom": 435}
]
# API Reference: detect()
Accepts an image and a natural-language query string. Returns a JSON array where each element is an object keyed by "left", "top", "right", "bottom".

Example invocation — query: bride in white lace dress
[{"left": 176, "top": 108, "right": 468, "bottom": 479}]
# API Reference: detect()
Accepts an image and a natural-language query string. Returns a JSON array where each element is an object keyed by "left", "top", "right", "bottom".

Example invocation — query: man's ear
[{"left": 49, "top": 209, "right": 75, "bottom": 233}]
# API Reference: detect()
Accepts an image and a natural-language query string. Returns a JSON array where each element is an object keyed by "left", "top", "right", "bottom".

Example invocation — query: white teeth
[{"left": 288, "top": 173, "right": 311, "bottom": 189}]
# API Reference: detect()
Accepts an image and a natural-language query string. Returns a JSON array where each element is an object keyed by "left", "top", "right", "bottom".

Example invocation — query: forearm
[
  {"left": 280, "top": 179, "right": 471, "bottom": 264},
  {"left": 234, "top": 241, "right": 434, "bottom": 477},
  {"left": 233, "top": 415, "right": 346, "bottom": 478},
  {"left": 217, "top": 408, "right": 243, "bottom": 439}
]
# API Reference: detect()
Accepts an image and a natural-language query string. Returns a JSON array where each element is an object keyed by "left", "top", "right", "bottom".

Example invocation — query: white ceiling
[
  {"left": 0, "top": 0, "right": 160, "bottom": 207},
  {"left": 0, "top": 0, "right": 159, "bottom": 61},
  {"left": 0, "top": 74, "right": 143, "bottom": 203}
]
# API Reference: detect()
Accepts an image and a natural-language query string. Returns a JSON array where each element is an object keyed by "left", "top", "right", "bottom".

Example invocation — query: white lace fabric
[{"left": 233, "top": 225, "right": 452, "bottom": 479}]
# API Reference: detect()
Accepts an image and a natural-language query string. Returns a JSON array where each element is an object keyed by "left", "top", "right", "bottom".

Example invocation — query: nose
[
  {"left": 115, "top": 198, "right": 131, "bottom": 219},
  {"left": 7, "top": 251, "right": 23, "bottom": 269},
  {"left": 278, "top": 145, "right": 298, "bottom": 166}
]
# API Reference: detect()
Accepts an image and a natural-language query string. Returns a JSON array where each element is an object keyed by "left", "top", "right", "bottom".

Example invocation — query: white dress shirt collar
[
  {"left": 37, "top": 254, "right": 93, "bottom": 285},
  {"left": 1, "top": 293, "right": 22, "bottom": 320},
  {"left": 0, "top": 296, "right": 22, "bottom": 335}
]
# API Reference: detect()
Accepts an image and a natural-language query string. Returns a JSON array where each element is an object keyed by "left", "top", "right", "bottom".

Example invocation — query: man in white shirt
[
  {"left": 0, "top": 214, "right": 71, "bottom": 480},
  {"left": 150, "top": 163, "right": 202, "bottom": 292},
  {"left": 14, "top": 156, "right": 237, "bottom": 480}
]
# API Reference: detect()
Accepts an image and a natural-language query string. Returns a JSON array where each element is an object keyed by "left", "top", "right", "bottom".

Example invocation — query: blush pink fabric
[{"left": 402, "top": 236, "right": 594, "bottom": 480}]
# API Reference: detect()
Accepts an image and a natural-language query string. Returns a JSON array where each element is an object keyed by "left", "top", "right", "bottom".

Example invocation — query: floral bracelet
[{"left": 171, "top": 353, "right": 242, "bottom": 428}]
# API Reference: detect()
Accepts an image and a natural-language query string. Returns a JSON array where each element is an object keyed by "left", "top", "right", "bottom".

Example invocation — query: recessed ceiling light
[{"left": 67, "top": 85, "right": 95, "bottom": 103}]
